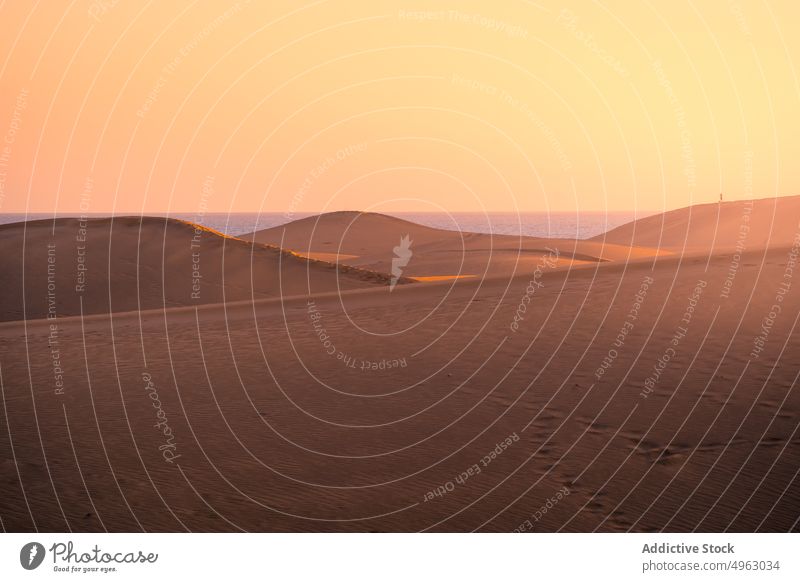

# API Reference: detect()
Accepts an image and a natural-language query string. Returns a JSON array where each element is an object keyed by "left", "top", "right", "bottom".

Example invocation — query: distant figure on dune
[{"left": 391, "top": 234, "right": 413, "bottom": 290}]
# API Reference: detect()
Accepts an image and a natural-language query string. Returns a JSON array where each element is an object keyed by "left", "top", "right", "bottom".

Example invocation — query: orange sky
[{"left": 0, "top": 1, "right": 797, "bottom": 214}]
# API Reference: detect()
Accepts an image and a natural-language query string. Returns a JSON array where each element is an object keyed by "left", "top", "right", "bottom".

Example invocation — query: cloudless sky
[{"left": 0, "top": 0, "right": 797, "bottom": 214}]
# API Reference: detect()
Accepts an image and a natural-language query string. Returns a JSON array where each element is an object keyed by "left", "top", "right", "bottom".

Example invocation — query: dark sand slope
[
  {"left": 1, "top": 201, "right": 799, "bottom": 532},
  {"left": 245, "top": 211, "right": 668, "bottom": 278},
  {"left": 595, "top": 195, "right": 800, "bottom": 252},
  {"left": 0, "top": 217, "right": 397, "bottom": 322},
  {"left": 0, "top": 249, "right": 798, "bottom": 532}
]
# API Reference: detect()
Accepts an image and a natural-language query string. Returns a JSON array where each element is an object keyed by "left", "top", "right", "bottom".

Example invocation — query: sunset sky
[{"left": 0, "top": 1, "right": 797, "bottom": 214}]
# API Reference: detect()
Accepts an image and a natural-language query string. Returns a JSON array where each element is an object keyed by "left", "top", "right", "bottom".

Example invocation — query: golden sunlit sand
[
  {"left": 244, "top": 210, "right": 670, "bottom": 280},
  {"left": 411, "top": 275, "right": 477, "bottom": 282},
  {"left": 298, "top": 251, "right": 361, "bottom": 262}
]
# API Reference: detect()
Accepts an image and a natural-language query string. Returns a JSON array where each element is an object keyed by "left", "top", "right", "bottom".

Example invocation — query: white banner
[{"left": 0, "top": 533, "right": 796, "bottom": 581}]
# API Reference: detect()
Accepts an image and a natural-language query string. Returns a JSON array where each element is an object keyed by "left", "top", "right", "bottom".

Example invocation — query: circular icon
[{"left": 19, "top": 542, "right": 46, "bottom": 570}]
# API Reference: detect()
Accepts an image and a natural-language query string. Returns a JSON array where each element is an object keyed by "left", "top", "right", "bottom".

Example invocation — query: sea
[{"left": 0, "top": 211, "right": 654, "bottom": 240}]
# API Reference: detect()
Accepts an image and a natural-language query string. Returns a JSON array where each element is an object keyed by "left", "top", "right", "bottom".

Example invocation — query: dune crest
[
  {"left": 244, "top": 210, "right": 667, "bottom": 279},
  {"left": 594, "top": 195, "right": 800, "bottom": 252},
  {"left": 0, "top": 216, "right": 398, "bottom": 322}
]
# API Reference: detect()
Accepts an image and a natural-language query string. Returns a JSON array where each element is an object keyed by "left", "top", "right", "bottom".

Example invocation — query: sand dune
[
  {"left": 1, "top": 198, "right": 799, "bottom": 532},
  {"left": 1, "top": 247, "right": 798, "bottom": 532},
  {"left": 0, "top": 216, "right": 396, "bottom": 322},
  {"left": 245, "top": 211, "right": 667, "bottom": 279},
  {"left": 594, "top": 195, "right": 800, "bottom": 252}
]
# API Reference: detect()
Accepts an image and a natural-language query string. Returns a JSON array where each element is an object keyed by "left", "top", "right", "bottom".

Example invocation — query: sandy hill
[
  {"left": 2, "top": 204, "right": 799, "bottom": 533},
  {"left": 246, "top": 211, "right": 455, "bottom": 255},
  {"left": 1, "top": 242, "right": 798, "bottom": 532},
  {"left": 593, "top": 195, "right": 800, "bottom": 252},
  {"left": 0, "top": 216, "right": 394, "bottom": 322},
  {"left": 244, "top": 211, "right": 665, "bottom": 279}
]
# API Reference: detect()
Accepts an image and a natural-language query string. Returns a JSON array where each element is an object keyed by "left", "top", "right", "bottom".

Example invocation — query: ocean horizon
[{"left": 0, "top": 210, "right": 656, "bottom": 240}]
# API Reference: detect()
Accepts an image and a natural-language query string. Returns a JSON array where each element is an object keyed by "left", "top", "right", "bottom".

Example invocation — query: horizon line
[
  {"left": 1, "top": 209, "right": 665, "bottom": 214},
  {"left": 4, "top": 193, "right": 795, "bottom": 216}
]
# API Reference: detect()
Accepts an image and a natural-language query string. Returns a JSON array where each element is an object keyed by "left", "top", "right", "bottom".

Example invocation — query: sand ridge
[
  {"left": 594, "top": 195, "right": 800, "bottom": 252},
  {"left": 0, "top": 215, "right": 405, "bottom": 322},
  {"left": 0, "top": 199, "right": 798, "bottom": 532},
  {"left": 244, "top": 210, "right": 669, "bottom": 280}
]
